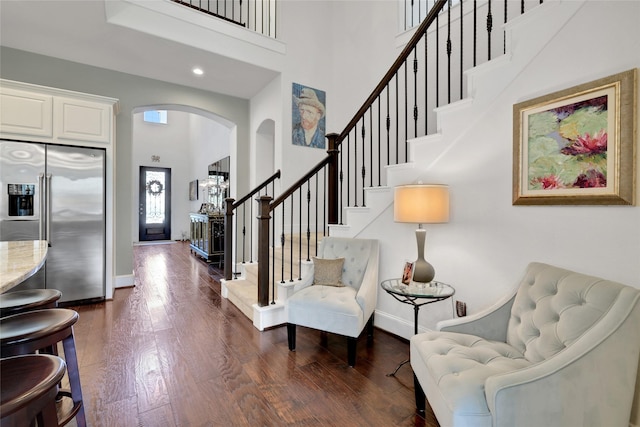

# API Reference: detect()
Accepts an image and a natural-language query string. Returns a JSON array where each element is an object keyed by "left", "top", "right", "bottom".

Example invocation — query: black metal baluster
[
  {"left": 354, "top": 128, "right": 358, "bottom": 207},
  {"left": 487, "top": 0, "right": 493, "bottom": 61},
  {"left": 242, "top": 204, "right": 246, "bottom": 263},
  {"left": 386, "top": 86, "right": 391, "bottom": 166},
  {"left": 289, "top": 196, "right": 293, "bottom": 282},
  {"left": 322, "top": 167, "right": 326, "bottom": 236},
  {"left": 447, "top": 0, "right": 452, "bottom": 104},
  {"left": 298, "top": 188, "right": 302, "bottom": 278},
  {"left": 280, "top": 201, "right": 285, "bottom": 283},
  {"left": 249, "top": 196, "right": 254, "bottom": 262},
  {"left": 271, "top": 206, "right": 275, "bottom": 293},
  {"left": 361, "top": 118, "right": 366, "bottom": 206},
  {"left": 268, "top": 0, "right": 271, "bottom": 37},
  {"left": 369, "top": 108, "right": 373, "bottom": 188},
  {"left": 460, "top": 0, "right": 463, "bottom": 100},
  {"left": 473, "top": 0, "right": 477, "bottom": 66},
  {"left": 404, "top": 59, "right": 408, "bottom": 162},
  {"left": 377, "top": 95, "right": 381, "bottom": 186},
  {"left": 411, "top": 0, "right": 415, "bottom": 28},
  {"left": 339, "top": 147, "right": 344, "bottom": 224},
  {"left": 346, "top": 134, "right": 351, "bottom": 208},
  {"left": 235, "top": 198, "right": 239, "bottom": 269},
  {"left": 413, "top": 49, "right": 418, "bottom": 139},
  {"left": 395, "top": 72, "right": 399, "bottom": 164},
  {"left": 315, "top": 175, "right": 319, "bottom": 253},
  {"left": 436, "top": 12, "right": 440, "bottom": 107},
  {"left": 306, "top": 180, "right": 311, "bottom": 261},
  {"left": 425, "top": 31, "right": 429, "bottom": 133},
  {"left": 504, "top": 0, "right": 507, "bottom": 54},
  {"left": 521, "top": 0, "right": 525, "bottom": 14}
]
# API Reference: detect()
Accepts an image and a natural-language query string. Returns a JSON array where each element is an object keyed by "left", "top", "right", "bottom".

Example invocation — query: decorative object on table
[
  {"left": 513, "top": 68, "right": 636, "bottom": 205},
  {"left": 292, "top": 83, "right": 326, "bottom": 149},
  {"left": 455, "top": 300, "right": 466, "bottom": 317},
  {"left": 401, "top": 261, "right": 414, "bottom": 285},
  {"left": 394, "top": 184, "right": 449, "bottom": 284},
  {"left": 189, "top": 179, "right": 198, "bottom": 201}
]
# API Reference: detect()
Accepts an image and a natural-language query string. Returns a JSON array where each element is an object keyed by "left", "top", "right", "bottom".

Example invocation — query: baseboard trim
[
  {"left": 374, "top": 309, "right": 433, "bottom": 341},
  {"left": 115, "top": 273, "right": 134, "bottom": 288}
]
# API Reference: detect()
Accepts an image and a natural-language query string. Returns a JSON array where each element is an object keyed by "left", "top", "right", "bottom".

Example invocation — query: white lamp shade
[{"left": 394, "top": 184, "right": 449, "bottom": 224}]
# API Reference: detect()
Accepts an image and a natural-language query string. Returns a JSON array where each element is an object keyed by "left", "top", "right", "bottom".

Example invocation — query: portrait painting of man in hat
[{"left": 292, "top": 84, "right": 326, "bottom": 149}]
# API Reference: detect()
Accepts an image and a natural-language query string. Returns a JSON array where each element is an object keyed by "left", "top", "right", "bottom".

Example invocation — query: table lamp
[{"left": 394, "top": 184, "right": 449, "bottom": 284}]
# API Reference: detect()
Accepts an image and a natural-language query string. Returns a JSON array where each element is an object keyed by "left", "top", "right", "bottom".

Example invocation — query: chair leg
[
  {"left": 287, "top": 323, "right": 296, "bottom": 351},
  {"left": 347, "top": 337, "right": 357, "bottom": 367},
  {"left": 414, "top": 373, "right": 426, "bottom": 414},
  {"left": 366, "top": 313, "right": 375, "bottom": 346}
]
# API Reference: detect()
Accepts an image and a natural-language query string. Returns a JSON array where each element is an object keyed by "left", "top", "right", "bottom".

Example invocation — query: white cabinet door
[
  {"left": 55, "top": 97, "right": 111, "bottom": 144},
  {"left": 0, "top": 88, "right": 53, "bottom": 138}
]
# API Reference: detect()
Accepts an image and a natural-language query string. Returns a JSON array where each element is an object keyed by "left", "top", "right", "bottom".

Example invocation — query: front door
[{"left": 139, "top": 166, "right": 171, "bottom": 241}]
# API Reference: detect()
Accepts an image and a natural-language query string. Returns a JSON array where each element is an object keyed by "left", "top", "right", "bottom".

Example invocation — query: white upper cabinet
[
  {"left": 0, "top": 88, "right": 54, "bottom": 138},
  {"left": 0, "top": 79, "right": 118, "bottom": 146},
  {"left": 55, "top": 97, "right": 112, "bottom": 144}
]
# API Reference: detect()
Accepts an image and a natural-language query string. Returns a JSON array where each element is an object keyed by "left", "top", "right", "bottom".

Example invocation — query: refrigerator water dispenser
[{"left": 7, "top": 184, "right": 35, "bottom": 216}]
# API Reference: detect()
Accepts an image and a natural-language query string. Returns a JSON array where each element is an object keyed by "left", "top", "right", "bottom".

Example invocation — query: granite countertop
[{"left": 0, "top": 240, "right": 48, "bottom": 293}]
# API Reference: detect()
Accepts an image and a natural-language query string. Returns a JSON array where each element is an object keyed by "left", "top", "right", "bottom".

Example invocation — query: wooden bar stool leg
[
  {"left": 62, "top": 332, "right": 86, "bottom": 427},
  {"left": 37, "top": 399, "right": 60, "bottom": 427}
]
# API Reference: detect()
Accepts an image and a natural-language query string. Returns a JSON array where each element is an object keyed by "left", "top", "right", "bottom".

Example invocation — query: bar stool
[
  {"left": 0, "top": 309, "right": 86, "bottom": 427},
  {"left": 0, "top": 289, "right": 62, "bottom": 317},
  {"left": 1, "top": 354, "right": 67, "bottom": 427}
]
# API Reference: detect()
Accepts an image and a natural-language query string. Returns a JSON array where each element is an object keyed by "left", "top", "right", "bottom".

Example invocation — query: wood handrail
[
  {"left": 338, "top": 0, "right": 448, "bottom": 141},
  {"left": 232, "top": 169, "right": 281, "bottom": 210},
  {"left": 269, "top": 156, "right": 332, "bottom": 211}
]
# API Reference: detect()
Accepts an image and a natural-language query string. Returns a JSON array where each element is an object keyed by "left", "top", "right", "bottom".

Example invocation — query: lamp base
[{"left": 413, "top": 228, "right": 435, "bottom": 283}]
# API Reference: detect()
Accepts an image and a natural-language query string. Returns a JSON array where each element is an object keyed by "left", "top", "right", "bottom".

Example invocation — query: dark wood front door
[{"left": 139, "top": 166, "right": 171, "bottom": 241}]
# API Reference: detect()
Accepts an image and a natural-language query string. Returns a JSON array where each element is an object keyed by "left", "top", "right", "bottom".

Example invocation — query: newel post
[
  {"left": 224, "top": 198, "right": 235, "bottom": 281},
  {"left": 326, "top": 133, "right": 340, "bottom": 225},
  {"left": 257, "top": 195, "right": 272, "bottom": 307}
]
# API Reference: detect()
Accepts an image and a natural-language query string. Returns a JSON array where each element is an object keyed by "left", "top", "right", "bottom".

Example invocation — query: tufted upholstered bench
[{"left": 410, "top": 262, "right": 640, "bottom": 427}]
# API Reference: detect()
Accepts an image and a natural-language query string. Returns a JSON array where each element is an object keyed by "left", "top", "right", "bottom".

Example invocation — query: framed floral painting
[{"left": 513, "top": 69, "right": 636, "bottom": 205}]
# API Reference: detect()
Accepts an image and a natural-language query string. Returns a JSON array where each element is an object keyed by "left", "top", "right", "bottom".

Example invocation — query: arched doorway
[{"left": 132, "top": 105, "right": 236, "bottom": 243}]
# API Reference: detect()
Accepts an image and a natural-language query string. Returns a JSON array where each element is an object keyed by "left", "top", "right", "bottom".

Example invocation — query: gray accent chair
[
  {"left": 411, "top": 262, "right": 640, "bottom": 427},
  {"left": 285, "top": 237, "right": 379, "bottom": 367}
]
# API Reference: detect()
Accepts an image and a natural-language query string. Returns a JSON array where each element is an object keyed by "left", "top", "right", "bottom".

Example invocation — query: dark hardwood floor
[{"left": 69, "top": 241, "right": 439, "bottom": 426}]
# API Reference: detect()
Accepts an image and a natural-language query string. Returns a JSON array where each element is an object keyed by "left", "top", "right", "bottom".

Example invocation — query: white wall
[{"left": 363, "top": 0, "right": 640, "bottom": 335}]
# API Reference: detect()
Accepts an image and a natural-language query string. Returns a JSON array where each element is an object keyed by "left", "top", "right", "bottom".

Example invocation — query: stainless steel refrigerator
[{"left": 0, "top": 140, "right": 105, "bottom": 305}]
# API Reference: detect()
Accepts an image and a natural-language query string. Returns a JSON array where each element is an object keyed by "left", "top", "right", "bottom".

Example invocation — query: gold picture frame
[{"left": 513, "top": 69, "right": 637, "bottom": 205}]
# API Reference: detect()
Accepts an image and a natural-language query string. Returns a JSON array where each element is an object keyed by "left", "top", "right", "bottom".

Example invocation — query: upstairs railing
[
  {"left": 225, "top": 0, "right": 543, "bottom": 307},
  {"left": 172, "top": 0, "right": 277, "bottom": 38}
]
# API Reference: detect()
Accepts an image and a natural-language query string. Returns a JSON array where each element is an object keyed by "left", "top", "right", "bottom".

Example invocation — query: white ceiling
[{"left": 0, "top": 0, "right": 280, "bottom": 99}]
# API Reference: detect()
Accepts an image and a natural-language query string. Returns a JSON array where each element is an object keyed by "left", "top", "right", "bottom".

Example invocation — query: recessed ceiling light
[{"left": 192, "top": 67, "right": 204, "bottom": 76}]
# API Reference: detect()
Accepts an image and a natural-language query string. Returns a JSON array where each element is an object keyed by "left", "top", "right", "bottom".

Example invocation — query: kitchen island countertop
[{"left": 0, "top": 240, "right": 48, "bottom": 293}]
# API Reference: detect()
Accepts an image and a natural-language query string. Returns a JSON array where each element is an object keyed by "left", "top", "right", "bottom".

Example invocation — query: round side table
[{"left": 381, "top": 278, "right": 455, "bottom": 376}]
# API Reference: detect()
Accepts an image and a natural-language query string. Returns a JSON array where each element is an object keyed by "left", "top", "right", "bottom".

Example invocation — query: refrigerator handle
[
  {"left": 45, "top": 173, "right": 52, "bottom": 246},
  {"left": 38, "top": 173, "right": 45, "bottom": 241}
]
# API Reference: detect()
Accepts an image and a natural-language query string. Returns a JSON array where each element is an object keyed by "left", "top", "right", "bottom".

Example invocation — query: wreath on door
[{"left": 147, "top": 179, "right": 163, "bottom": 196}]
